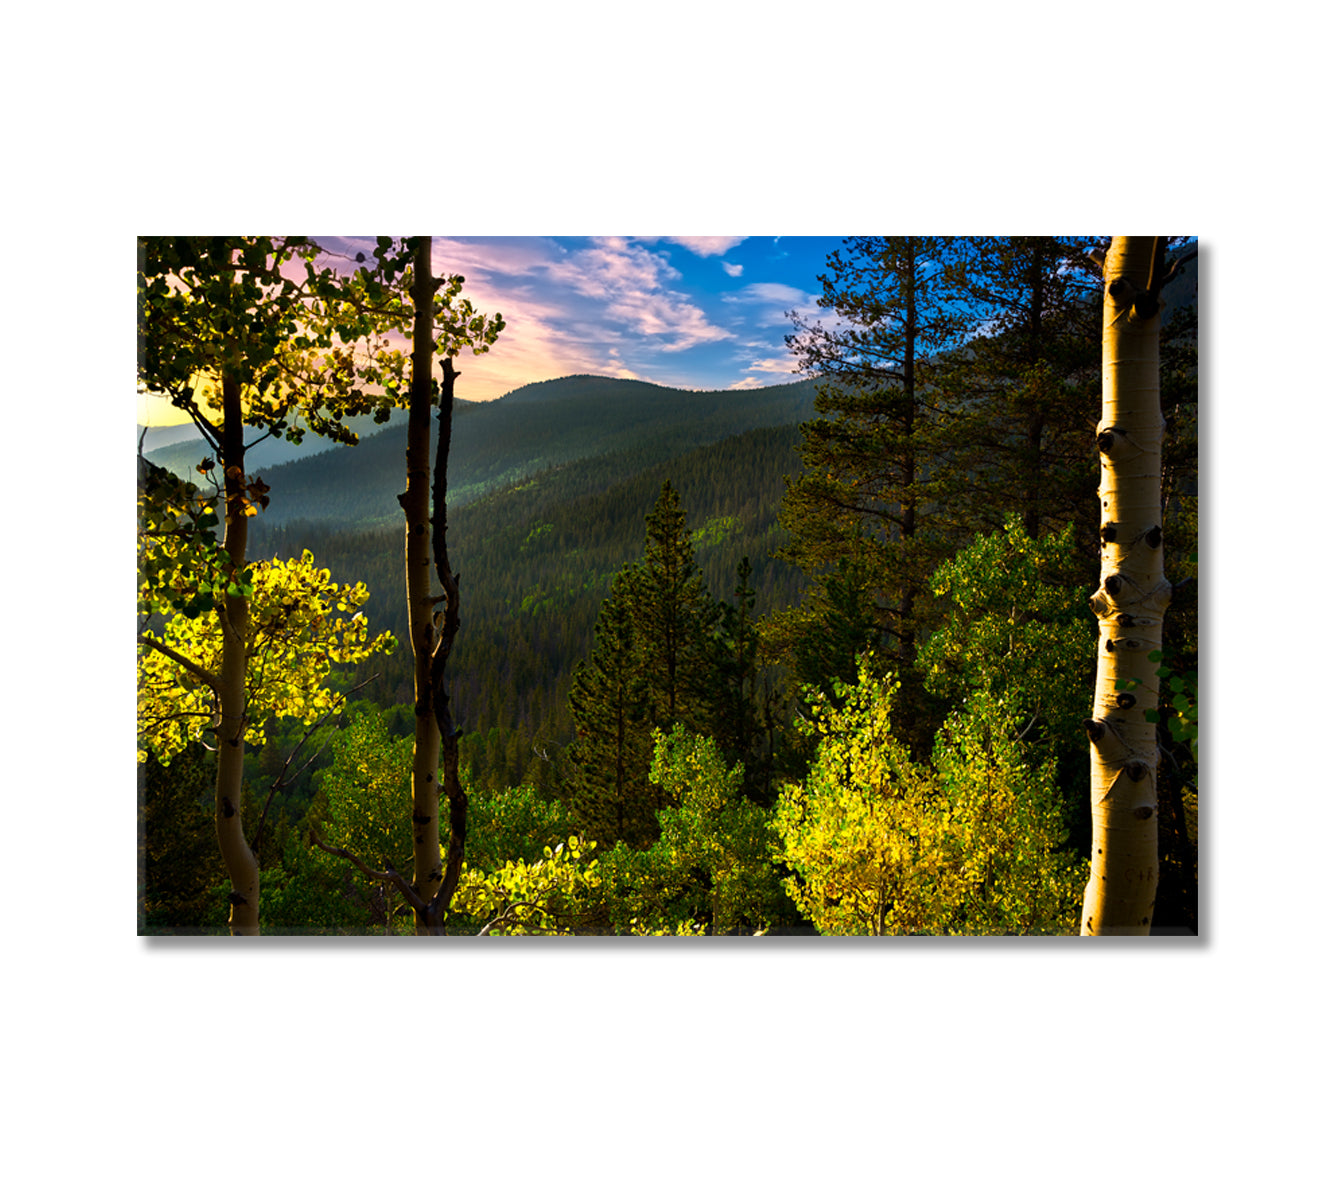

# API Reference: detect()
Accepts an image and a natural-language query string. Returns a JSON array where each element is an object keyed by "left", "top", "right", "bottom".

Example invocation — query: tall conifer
[
  {"left": 632, "top": 481, "right": 719, "bottom": 733},
  {"left": 941, "top": 236, "right": 1103, "bottom": 543},
  {"left": 780, "top": 237, "right": 974, "bottom": 679},
  {"left": 568, "top": 573, "right": 656, "bottom": 850},
  {"left": 568, "top": 481, "right": 725, "bottom": 850}
]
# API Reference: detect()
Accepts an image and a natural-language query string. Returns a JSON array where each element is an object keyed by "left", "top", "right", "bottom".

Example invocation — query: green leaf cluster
[
  {"left": 774, "top": 659, "right": 1083, "bottom": 935},
  {"left": 918, "top": 518, "right": 1092, "bottom": 758},
  {"left": 137, "top": 550, "right": 396, "bottom": 764},
  {"left": 1144, "top": 649, "right": 1198, "bottom": 759},
  {"left": 596, "top": 727, "right": 786, "bottom": 934},
  {"left": 137, "top": 457, "right": 230, "bottom": 620}
]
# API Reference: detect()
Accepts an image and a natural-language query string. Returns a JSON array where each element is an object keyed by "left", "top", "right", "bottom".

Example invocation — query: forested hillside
[
  {"left": 137, "top": 235, "right": 1197, "bottom": 938},
  {"left": 250, "top": 421, "right": 810, "bottom": 795},
  {"left": 154, "top": 374, "right": 820, "bottom": 532}
]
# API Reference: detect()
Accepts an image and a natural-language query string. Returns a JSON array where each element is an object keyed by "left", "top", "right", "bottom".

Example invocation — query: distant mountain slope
[
  {"left": 214, "top": 374, "right": 820, "bottom": 532},
  {"left": 139, "top": 407, "right": 411, "bottom": 482}
]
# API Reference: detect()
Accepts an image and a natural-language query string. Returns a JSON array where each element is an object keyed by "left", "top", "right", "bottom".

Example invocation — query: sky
[{"left": 137, "top": 235, "right": 845, "bottom": 427}]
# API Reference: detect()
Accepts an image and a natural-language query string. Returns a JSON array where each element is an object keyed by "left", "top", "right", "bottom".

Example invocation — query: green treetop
[
  {"left": 780, "top": 236, "right": 976, "bottom": 675},
  {"left": 632, "top": 480, "right": 721, "bottom": 733},
  {"left": 567, "top": 571, "right": 656, "bottom": 850}
]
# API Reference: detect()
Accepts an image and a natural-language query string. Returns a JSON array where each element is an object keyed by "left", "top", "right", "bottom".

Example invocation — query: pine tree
[
  {"left": 567, "top": 572, "right": 656, "bottom": 850},
  {"left": 567, "top": 481, "right": 725, "bottom": 850},
  {"left": 712, "top": 557, "right": 770, "bottom": 802},
  {"left": 630, "top": 480, "right": 720, "bottom": 735},
  {"left": 780, "top": 237, "right": 976, "bottom": 679},
  {"left": 763, "top": 554, "right": 880, "bottom": 697},
  {"left": 941, "top": 236, "right": 1104, "bottom": 542}
]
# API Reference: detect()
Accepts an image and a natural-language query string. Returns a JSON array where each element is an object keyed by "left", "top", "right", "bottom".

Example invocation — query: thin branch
[
  {"left": 138, "top": 708, "right": 215, "bottom": 732},
  {"left": 167, "top": 381, "right": 223, "bottom": 453},
  {"left": 1012, "top": 700, "right": 1042, "bottom": 743},
  {"left": 243, "top": 428, "right": 275, "bottom": 453},
  {"left": 250, "top": 674, "right": 380, "bottom": 857},
  {"left": 476, "top": 897, "right": 558, "bottom": 937},
  {"left": 310, "top": 830, "right": 425, "bottom": 913},
  {"left": 138, "top": 633, "right": 223, "bottom": 693}
]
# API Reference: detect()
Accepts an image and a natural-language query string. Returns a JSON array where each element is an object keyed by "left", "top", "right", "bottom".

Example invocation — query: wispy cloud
[
  {"left": 744, "top": 354, "right": 801, "bottom": 377},
  {"left": 544, "top": 237, "right": 733, "bottom": 354},
  {"left": 722, "top": 261, "right": 744, "bottom": 278},
  {"left": 661, "top": 235, "right": 748, "bottom": 257},
  {"left": 724, "top": 280, "right": 822, "bottom": 327}
]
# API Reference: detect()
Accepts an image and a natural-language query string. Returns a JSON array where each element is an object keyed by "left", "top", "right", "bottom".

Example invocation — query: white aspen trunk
[
  {"left": 1080, "top": 237, "right": 1171, "bottom": 935},
  {"left": 217, "top": 369, "right": 260, "bottom": 935},
  {"left": 401, "top": 238, "right": 444, "bottom": 932}
]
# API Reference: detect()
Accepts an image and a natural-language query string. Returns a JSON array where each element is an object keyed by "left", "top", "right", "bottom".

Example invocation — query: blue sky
[
  {"left": 138, "top": 235, "right": 846, "bottom": 426},
  {"left": 333, "top": 234, "right": 844, "bottom": 400}
]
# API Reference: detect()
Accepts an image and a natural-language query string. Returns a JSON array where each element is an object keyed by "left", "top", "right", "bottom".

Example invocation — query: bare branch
[
  {"left": 138, "top": 708, "right": 215, "bottom": 732},
  {"left": 251, "top": 674, "right": 381, "bottom": 858},
  {"left": 243, "top": 428, "right": 275, "bottom": 454},
  {"left": 310, "top": 830, "right": 425, "bottom": 913},
  {"left": 476, "top": 896, "right": 558, "bottom": 937},
  {"left": 138, "top": 633, "right": 223, "bottom": 693}
]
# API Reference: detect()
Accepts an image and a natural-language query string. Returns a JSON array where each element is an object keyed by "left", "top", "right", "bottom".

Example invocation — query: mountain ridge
[{"left": 145, "top": 374, "right": 821, "bottom": 533}]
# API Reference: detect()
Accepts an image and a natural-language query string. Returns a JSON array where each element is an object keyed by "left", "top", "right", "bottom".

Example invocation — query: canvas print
[{"left": 136, "top": 236, "right": 1198, "bottom": 936}]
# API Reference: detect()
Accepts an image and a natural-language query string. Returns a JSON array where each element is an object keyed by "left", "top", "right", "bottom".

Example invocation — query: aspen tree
[
  {"left": 138, "top": 237, "right": 414, "bottom": 933},
  {"left": 400, "top": 237, "right": 445, "bottom": 930},
  {"left": 317, "top": 238, "right": 502, "bottom": 932},
  {"left": 139, "top": 237, "right": 501, "bottom": 933},
  {"left": 1081, "top": 237, "right": 1174, "bottom": 935}
]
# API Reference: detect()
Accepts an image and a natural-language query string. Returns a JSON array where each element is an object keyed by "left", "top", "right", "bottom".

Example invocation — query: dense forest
[{"left": 137, "top": 235, "right": 1198, "bottom": 936}]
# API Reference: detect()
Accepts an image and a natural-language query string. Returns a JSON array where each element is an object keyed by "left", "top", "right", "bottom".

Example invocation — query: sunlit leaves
[
  {"left": 597, "top": 726, "right": 785, "bottom": 933},
  {"left": 774, "top": 665, "right": 940, "bottom": 935},
  {"left": 451, "top": 837, "right": 604, "bottom": 935},
  {"left": 137, "top": 550, "right": 396, "bottom": 764},
  {"left": 773, "top": 659, "right": 1083, "bottom": 934},
  {"left": 918, "top": 518, "right": 1091, "bottom": 754}
]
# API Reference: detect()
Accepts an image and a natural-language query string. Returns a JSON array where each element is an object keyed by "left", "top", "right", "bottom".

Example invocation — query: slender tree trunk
[
  {"left": 896, "top": 239, "right": 919, "bottom": 666},
  {"left": 616, "top": 687, "right": 627, "bottom": 842},
  {"left": 217, "top": 369, "right": 260, "bottom": 935},
  {"left": 431, "top": 356, "right": 469, "bottom": 916},
  {"left": 1022, "top": 242, "right": 1045, "bottom": 539},
  {"left": 399, "top": 238, "right": 444, "bottom": 931},
  {"left": 1081, "top": 237, "right": 1171, "bottom": 935}
]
